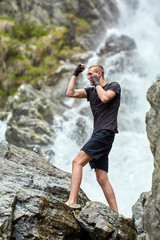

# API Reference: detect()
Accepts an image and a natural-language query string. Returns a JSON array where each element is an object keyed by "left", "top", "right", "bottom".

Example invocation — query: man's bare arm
[
  {"left": 96, "top": 86, "right": 116, "bottom": 103},
  {"left": 66, "top": 64, "right": 87, "bottom": 98}
]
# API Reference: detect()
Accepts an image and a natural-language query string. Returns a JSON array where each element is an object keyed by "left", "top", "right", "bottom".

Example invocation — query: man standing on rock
[{"left": 66, "top": 64, "right": 121, "bottom": 213}]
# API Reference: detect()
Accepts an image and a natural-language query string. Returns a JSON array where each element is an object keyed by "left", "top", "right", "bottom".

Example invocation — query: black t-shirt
[{"left": 85, "top": 82, "right": 121, "bottom": 133}]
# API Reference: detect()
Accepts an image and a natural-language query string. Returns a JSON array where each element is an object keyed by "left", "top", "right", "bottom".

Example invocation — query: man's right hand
[{"left": 73, "top": 64, "right": 85, "bottom": 77}]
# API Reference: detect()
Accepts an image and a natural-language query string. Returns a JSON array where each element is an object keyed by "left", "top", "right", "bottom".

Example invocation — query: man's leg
[
  {"left": 66, "top": 150, "right": 93, "bottom": 205},
  {"left": 95, "top": 168, "right": 118, "bottom": 213}
]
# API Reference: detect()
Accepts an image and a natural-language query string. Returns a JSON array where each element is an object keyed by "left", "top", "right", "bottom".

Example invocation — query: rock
[
  {"left": 143, "top": 77, "right": 160, "bottom": 239},
  {"left": 0, "top": 142, "right": 137, "bottom": 240},
  {"left": 6, "top": 84, "right": 56, "bottom": 161},
  {"left": 146, "top": 80, "right": 160, "bottom": 155},
  {"left": 76, "top": 201, "right": 137, "bottom": 240},
  {"left": 132, "top": 191, "right": 151, "bottom": 239},
  {"left": 0, "top": 141, "right": 88, "bottom": 239},
  {"left": 0, "top": 0, "right": 119, "bottom": 49},
  {"left": 0, "top": 111, "right": 10, "bottom": 121},
  {"left": 97, "top": 34, "right": 137, "bottom": 80},
  {"left": 71, "top": 117, "right": 89, "bottom": 146},
  {"left": 99, "top": 34, "right": 136, "bottom": 56}
]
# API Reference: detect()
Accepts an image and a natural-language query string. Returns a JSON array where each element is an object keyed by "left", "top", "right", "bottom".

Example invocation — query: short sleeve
[
  {"left": 84, "top": 87, "right": 92, "bottom": 101},
  {"left": 107, "top": 82, "right": 121, "bottom": 94}
]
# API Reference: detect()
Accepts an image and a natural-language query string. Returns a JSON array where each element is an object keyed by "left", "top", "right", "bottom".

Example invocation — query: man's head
[
  {"left": 87, "top": 64, "right": 104, "bottom": 85},
  {"left": 88, "top": 64, "right": 104, "bottom": 77}
]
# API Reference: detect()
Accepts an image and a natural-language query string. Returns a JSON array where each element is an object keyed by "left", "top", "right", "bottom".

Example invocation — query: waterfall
[{"left": 52, "top": 0, "right": 160, "bottom": 217}]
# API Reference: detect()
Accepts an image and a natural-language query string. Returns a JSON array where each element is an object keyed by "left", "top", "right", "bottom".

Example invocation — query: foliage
[
  {"left": 4, "top": 41, "right": 21, "bottom": 62},
  {"left": 0, "top": 15, "right": 87, "bottom": 108},
  {"left": 11, "top": 20, "right": 47, "bottom": 41},
  {"left": 65, "top": 12, "right": 92, "bottom": 36}
]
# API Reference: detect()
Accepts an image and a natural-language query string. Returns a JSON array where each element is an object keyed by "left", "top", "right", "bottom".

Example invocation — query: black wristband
[
  {"left": 73, "top": 64, "right": 82, "bottom": 76},
  {"left": 95, "top": 83, "right": 100, "bottom": 87}
]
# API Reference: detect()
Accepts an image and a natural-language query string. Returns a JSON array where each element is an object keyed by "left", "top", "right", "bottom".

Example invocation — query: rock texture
[
  {"left": 0, "top": 141, "right": 137, "bottom": 240},
  {"left": 132, "top": 192, "right": 151, "bottom": 240},
  {"left": 0, "top": 141, "right": 88, "bottom": 239},
  {"left": 77, "top": 201, "right": 137, "bottom": 240},
  {"left": 0, "top": 0, "right": 119, "bottom": 49},
  {"left": 143, "top": 77, "right": 160, "bottom": 240},
  {"left": 6, "top": 84, "right": 56, "bottom": 161}
]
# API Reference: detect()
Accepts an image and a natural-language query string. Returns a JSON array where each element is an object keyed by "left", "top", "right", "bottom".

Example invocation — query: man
[{"left": 65, "top": 64, "right": 121, "bottom": 212}]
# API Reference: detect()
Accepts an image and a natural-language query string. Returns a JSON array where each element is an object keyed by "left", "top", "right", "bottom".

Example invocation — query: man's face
[{"left": 87, "top": 67, "right": 100, "bottom": 86}]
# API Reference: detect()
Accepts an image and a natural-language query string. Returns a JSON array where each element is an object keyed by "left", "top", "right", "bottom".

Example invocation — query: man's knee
[
  {"left": 96, "top": 169, "right": 108, "bottom": 186},
  {"left": 72, "top": 150, "right": 92, "bottom": 168}
]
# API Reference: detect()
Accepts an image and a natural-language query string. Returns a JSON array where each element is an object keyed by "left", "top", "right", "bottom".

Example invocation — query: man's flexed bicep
[{"left": 66, "top": 64, "right": 87, "bottom": 99}]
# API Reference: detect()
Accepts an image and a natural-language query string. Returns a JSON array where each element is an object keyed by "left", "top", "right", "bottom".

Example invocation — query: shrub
[
  {"left": 11, "top": 20, "right": 47, "bottom": 40},
  {"left": 4, "top": 41, "right": 21, "bottom": 62}
]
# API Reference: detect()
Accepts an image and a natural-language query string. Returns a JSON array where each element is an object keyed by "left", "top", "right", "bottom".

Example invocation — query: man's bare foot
[{"left": 65, "top": 202, "right": 81, "bottom": 210}]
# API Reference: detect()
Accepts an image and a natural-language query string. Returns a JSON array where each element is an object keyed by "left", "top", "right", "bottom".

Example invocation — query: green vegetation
[
  {"left": 65, "top": 12, "right": 92, "bottom": 36},
  {"left": 11, "top": 20, "right": 47, "bottom": 41},
  {"left": 0, "top": 14, "right": 90, "bottom": 108}
]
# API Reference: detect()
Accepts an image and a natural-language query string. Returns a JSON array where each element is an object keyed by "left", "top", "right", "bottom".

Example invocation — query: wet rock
[
  {"left": 98, "top": 34, "right": 137, "bottom": 80},
  {"left": 0, "top": 111, "right": 10, "bottom": 121},
  {"left": 76, "top": 201, "right": 137, "bottom": 240},
  {"left": 99, "top": 34, "right": 136, "bottom": 56},
  {"left": 0, "top": 141, "right": 88, "bottom": 239},
  {"left": 71, "top": 117, "right": 89, "bottom": 146}
]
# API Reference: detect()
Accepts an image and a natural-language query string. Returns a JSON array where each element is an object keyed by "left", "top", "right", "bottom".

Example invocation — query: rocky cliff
[
  {"left": 0, "top": 0, "right": 118, "bottom": 50},
  {"left": 0, "top": 141, "right": 137, "bottom": 239},
  {"left": 143, "top": 76, "right": 160, "bottom": 239}
]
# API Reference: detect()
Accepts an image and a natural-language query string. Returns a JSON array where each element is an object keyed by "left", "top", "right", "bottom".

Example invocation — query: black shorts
[{"left": 81, "top": 129, "right": 115, "bottom": 172}]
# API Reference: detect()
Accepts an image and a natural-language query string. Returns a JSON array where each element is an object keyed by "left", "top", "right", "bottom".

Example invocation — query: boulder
[
  {"left": 0, "top": 141, "right": 137, "bottom": 240},
  {"left": 97, "top": 34, "right": 137, "bottom": 80},
  {"left": 0, "top": 141, "right": 88, "bottom": 239},
  {"left": 99, "top": 34, "right": 136, "bottom": 56},
  {"left": 76, "top": 201, "right": 137, "bottom": 240}
]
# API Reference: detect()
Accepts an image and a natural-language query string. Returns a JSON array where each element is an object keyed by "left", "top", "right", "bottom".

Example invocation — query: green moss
[
  {"left": 0, "top": 89, "right": 8, "bottom": 97},
  {"left": 76, "top": 18, "right": 92, "bottom": 35},
  {"left": 4, "top": 41, "right": 21, "bottom": 61},
  {"left": 0, "top": 15, "right": 14, "bottom": 21},
  {"left": 65, "top": 12, "right": 92, "bottom": 36},
  {"left": 11, "top": 20, "right": 47, "bottom": 41},
  {"left": 0, "top": 16, "right": 87, "bottom": 108}
]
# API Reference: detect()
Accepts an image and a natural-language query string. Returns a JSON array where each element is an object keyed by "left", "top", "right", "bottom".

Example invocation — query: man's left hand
[{"left": 91, "top": 75, "right": 100, "bottom": 87}]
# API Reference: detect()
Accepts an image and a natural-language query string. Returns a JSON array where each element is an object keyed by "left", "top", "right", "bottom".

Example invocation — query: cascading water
[{"left": 52, "top": 0, "right": 160, "bottom": 217}]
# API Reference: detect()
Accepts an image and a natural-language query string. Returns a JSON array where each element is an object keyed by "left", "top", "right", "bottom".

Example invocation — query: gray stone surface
[
  {"left": 132, "top": 192, "right": 151, "bottom": 240},
  {"left": 143, "top": 77, "right": 160, "bottom": 240},
  {"left": 0, "top": 142, "right": 137, "bottom": 240},
  {"left": 0, "top": 141, "right": 88, "bottom": 239},
  {"left": 6, "top": 84, "right": 56, "bottom": 161},
  {"left": 77, "top": 201, "right": 137, "bottom": 240}
]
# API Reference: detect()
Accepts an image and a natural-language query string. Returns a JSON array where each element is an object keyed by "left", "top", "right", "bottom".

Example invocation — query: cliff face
[
  {"left": 143, "top": 77, "right": 160, "bottom": 239},
  {"left": 0, "top": 0, "right": 119, "bottom": 49}
]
